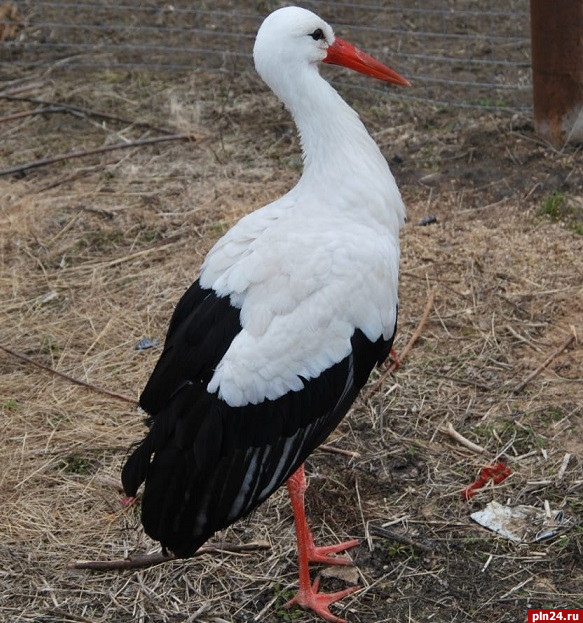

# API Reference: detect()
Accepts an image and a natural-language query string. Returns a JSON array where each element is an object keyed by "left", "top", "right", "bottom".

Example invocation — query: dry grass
[{"left": 0, "top": 66, "right": 582, "bottom": 623}]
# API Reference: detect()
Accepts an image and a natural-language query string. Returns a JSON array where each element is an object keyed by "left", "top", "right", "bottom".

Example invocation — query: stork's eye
[{"left": 309, "top": 28, "right": 325, "bottom": 41}]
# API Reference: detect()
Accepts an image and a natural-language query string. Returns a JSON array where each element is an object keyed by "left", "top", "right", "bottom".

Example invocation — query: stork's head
[{"left": 253, "top": 7, "right": 410, "bottom": 91}]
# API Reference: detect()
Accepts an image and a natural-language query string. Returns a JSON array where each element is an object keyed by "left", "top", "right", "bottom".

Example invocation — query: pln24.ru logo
[{"left": 529, "top": 610, "right": 582, "bottom": 622}]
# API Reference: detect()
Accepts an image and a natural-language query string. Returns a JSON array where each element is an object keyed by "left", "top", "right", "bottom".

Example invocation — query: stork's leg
[
  {"left": 390, "top": 347, "right": 400, "bottom": 370},
  {"left": 287, "top": 464, "right": 360, "bottom": 564},
  {"left": 387, "top": 347, "right": 400, "bottom": 370},
  {"left": 284, "top": 464, "right": 360, "bottom": 623}
]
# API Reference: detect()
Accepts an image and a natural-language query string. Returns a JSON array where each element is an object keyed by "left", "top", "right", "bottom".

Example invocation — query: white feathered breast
[{"left": 200, "top": 197, "right": 399, "bottom": 407}]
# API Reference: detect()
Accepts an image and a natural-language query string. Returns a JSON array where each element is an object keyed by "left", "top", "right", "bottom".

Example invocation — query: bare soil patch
[{"left": 0, "top": 65, "right": 581, "bottom": 623}]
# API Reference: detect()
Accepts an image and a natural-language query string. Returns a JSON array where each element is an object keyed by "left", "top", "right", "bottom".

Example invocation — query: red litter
[{"left": 462, "top": 461, "right": 512, "bottom": 500}]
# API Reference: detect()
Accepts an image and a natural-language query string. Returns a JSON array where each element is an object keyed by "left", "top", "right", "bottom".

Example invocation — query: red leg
[
  {"left": 284, "top": 464, "right": 360, "bottom": 623},
  {"left": 286, "top": 464, "right": 359, "bottom": 565},
  {"left": 388, "top": 348, "right": 400, "bottom": 371}
]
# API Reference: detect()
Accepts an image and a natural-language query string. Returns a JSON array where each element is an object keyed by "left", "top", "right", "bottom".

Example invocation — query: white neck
[{"left": 266, "top": 63, "right": 405, "bottom": 233}]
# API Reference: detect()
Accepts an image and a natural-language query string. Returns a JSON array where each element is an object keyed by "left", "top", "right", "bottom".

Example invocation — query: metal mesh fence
[{"left": 1, "top": 1, "right": 532, "bottom": 110}]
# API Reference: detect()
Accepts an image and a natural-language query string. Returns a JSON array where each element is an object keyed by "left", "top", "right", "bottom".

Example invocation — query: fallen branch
[
  {"left": 440, "top": 422, "right": 486, "bottom": 454},
  {"left": 0, "top": 343, "right": 138, "bottom": 405},
  {"left": 365, "top": 287, "right": 436, "bottom": 396},
  {"left": 0, "top": 133, "right": 203, "bottom": 177},
  {"left": 512, "top": 331, "right": 576, "bottom": 393},
  {"left": 69, "top": 541, "right": 270, "bottom": 571}
]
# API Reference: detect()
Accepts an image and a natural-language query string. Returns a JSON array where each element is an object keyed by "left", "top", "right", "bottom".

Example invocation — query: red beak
[{"left": 323, "top": 37, "right": 410, "bottom": 87}]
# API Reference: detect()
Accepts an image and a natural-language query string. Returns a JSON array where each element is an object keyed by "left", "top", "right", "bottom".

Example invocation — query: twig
[
  {"left": 556, "top": 453, "right": 572, "bottom": 482},
  {"left": 425, "top": 370, "right": 493, "bottom": 391},
  {"left": 69, "top": 541, "right": 270, "bottom": 571},
  {"left": 512, "top": 331, "right": 576, "bottom": 393},
  {"left": 0, "top": 79, "right": 45, "bottom": 97},
  {"left": 440, "top": 422, "right": 486, "bottom": 454},
  {"left": 394, "top": 287, "right": 436, "bottom": 366},
  {"left": 0, "top": 133, "right": 203, "bottom": 177},
  {"left": 0, "top": 343, "right": 138, "bottom": 405},
  {"left": 318, "top": 443, "right": 360, "bottom": 458},
  {"left": 497, "top": 576, "right": 533, "bottom": 601},
  {"left": 365, "top": 287, "right": 436, "bottom": 396},
  {"left": 0, "top": 94, "right": 176, "bottom": 134},
  {"left": 0, "top": 106, "right": 68, "bottom": 124},
  {"left": 368, "top": 524, "right": 434, "bottom": 554},
  {"left": 34, "top": 167, "right": 103, "bottom": 193}
]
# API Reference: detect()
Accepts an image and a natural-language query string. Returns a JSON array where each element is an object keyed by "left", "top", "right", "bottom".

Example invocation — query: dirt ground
[{"left": 0, "top": 49, "right": 582, "bottom": 623}]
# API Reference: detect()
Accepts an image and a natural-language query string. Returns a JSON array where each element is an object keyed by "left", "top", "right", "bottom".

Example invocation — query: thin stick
[
  {"left": 0, "top": 79, "right": 45, "bottom": 97},
  {"left": 0, "top": 133, "right": 203, "bottom": 177},
  {"left": 498, "top": 577, "right": 533, "bottom": 601},
  {"left": 368, "top": 524, "right": 434, "bottom": 554},
  {"left": 318, "top": 443, "right": 360, "bottom": 458},
  {"left": 512, "top": 332, "right": 576, "bottom": 393},
  {"left": 0, "top": 343, "right": 138, "bottom": 405},
  {"left": 425, "top": 370, "right": 493, "bottom": 392},
  {"left": 0, "top": 106, "right": 68, "bottom": 124},
  {"left": 440, "top": 422, "right": 485, "bottom": 454},
  {"left": 365, "top": 286, "right": 436, "bottom": 395},
  {"left": 395, "top": 287, "right": 436, "bottom": 366},
  {"left": 0, "top": 94, "right": 176, "bottom": 134},
  {"left": 34, "top": 167, "right": 102, "bottom": 193},
  {"left": 556, "top": 453, "right": 572, "bottom": 482},
  {"left": 69, "top": 541, "right": 271, "bottom": 571}
]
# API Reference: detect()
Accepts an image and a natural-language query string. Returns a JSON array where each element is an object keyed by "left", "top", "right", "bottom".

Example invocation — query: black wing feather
[
  {"left": 122, "top": 279, "right": 396, "bottom": 558},
  {"left": 139, "top": 281, "right": 241, "bottom": 416}
]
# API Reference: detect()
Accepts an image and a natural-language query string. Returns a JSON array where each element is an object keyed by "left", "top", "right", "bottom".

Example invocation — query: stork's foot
[
  {"left": 285, "top": 575, "right": 360, "bottom": 623},
  {"left": 307, "top": 538, "right": 360, "bottom": 566}
]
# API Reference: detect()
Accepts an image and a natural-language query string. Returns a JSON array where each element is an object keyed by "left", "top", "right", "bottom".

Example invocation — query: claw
[
  {"left": 285, "top": 575, "right": 360, "bottom": 623},
  {"left": 307, "top": 538, "right": 360, "bottom": 566}
]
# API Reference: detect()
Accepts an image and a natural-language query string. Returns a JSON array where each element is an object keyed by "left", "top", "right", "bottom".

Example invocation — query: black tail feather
[{"left": 121, "top": 433, "right": 155, "bottom": 498}]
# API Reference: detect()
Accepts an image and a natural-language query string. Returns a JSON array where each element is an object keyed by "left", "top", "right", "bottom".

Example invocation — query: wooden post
[{"left": 530, "top": 1, "right": 583, "bottom": 146}]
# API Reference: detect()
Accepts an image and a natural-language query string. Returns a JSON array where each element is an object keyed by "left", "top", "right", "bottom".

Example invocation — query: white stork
[{"left": 122, "top": 6, "right": 409, "bottom": 622}]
